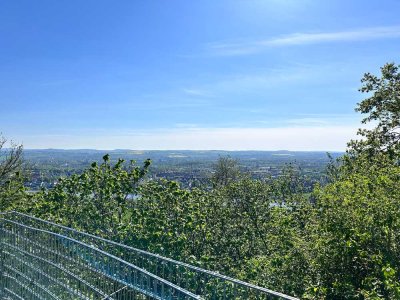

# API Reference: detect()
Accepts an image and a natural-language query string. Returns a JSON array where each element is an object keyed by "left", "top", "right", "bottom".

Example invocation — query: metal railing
[{"left": 0, "top": 211, "right": 299, "bottom": 300}]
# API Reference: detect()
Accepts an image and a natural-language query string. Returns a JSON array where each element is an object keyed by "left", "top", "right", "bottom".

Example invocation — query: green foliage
[
  {"left": 211, "top": 155, "right": 241, "bottom": 187},
  {"left": 220, "top": 171, "right": 314, "bottom": 297},
  {"left": 309, "top": 158, "right": 400, "bottom": 299},
  {"left": 12, "top": 151, "right": 400, "bottom": 299},
  {"left": 129, "top": 179, "right": 211, "bottom": 261},
  {"left": 349, "top": 62, "right": 400, "bottom": 159},
  {"left": 25, "top": 155, "right": 151, "bottom": 237}
]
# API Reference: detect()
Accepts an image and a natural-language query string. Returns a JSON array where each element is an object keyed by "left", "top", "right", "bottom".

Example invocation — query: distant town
[{"left": 23, "top": 149, "right": 342, "bottom": 190}]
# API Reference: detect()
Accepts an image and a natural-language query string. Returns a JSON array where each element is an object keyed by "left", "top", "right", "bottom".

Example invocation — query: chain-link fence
[{"left": 0, "top": 211, "right": 298, "bottom": 300}]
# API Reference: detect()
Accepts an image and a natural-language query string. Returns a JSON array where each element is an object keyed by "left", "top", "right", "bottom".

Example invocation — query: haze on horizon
[{"left": 1, "top": 0, "right": 399, "bottom": 151}]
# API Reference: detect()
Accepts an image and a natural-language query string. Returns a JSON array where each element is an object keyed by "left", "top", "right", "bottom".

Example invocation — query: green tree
[
  {"left": 305, "top": 62, "right": 400, "bottom": 299},
  {"left": 309, "top": 158, "right": 400, "bottom": 299},
  {"left": 131, "top": 179, "right": 211, "bottom": 261},
  {"left": 348, "top": 62, "right": 400, "bottom": 159},
  {"left": 211, "top": 155, "right": 241, "bottom": 186},
  {"left": 28, "top": 154, "right": 151, "bottom": 237}
]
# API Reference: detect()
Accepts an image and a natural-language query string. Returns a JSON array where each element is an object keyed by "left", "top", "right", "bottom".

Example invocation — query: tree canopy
[{"left": 349, "top": 62, "right": 400, "bottom": 159}]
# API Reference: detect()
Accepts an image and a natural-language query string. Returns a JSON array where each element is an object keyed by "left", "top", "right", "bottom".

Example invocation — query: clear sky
[{"left": 1, "top": 0, "right": 399, "bottom": 150}]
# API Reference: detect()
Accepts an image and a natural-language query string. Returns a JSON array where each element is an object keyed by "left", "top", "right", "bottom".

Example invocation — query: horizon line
[{"left": 23, "top": 148, "right": 345, "bottom": 153}]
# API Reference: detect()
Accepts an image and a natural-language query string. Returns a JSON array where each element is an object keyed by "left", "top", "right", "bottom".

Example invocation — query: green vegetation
[
  {"left": 1, "top": 62, "right": 400, "bottom": 299},
  {"left": 211, "top": 155, "right": 241, "bottom": 186}
]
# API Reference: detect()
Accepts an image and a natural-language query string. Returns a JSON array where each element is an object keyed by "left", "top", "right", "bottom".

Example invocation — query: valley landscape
[
  {"left": 23, "top": 149, "right": 341, "bottom": 190},
  {"left": 1, "top": 1, "right": 399, "bottom": 299}
]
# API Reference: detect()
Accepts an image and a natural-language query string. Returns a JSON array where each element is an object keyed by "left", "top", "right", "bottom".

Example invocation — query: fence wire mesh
[{"left": 0, "top": 211, "right": 298, "bottom": 300}]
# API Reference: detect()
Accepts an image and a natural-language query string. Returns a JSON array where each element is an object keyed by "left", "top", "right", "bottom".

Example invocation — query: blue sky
[{"left": 1, "top": 0, "right": 399, "bottom": 150}]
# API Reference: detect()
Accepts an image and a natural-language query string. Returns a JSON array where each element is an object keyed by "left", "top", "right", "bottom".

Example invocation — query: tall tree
[
  {"left": 211, "top": 155, "right": 241, "bottom": 187},
  {"left": 348, "top": 62, "right": 400, "bottom": 159}
]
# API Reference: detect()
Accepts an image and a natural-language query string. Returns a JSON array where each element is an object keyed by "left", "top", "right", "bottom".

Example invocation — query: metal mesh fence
[{"left": 0, "top": 211, "right": 298, "bottom": 300}]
